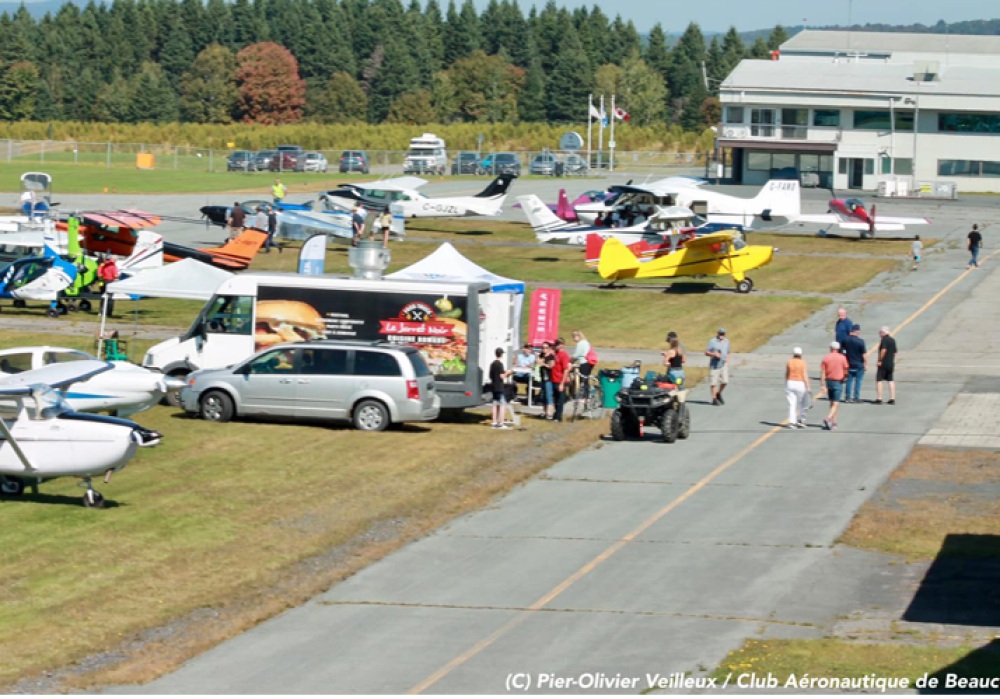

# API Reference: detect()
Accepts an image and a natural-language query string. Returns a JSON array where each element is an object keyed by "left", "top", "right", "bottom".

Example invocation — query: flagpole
[
  {"left": 610, "top": 94, "right": 616, "bottom": 173},
  {"left": 587, "top": 93, "right": 593, "bottom": 164},
  {"left": 598, "top": 94, "right": 605, "bottom": 171}
]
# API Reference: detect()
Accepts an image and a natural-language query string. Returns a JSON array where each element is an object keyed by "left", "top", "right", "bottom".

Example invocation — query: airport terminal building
[{"left": 718, "top": 30, "right": 1000, "bottom": 193}]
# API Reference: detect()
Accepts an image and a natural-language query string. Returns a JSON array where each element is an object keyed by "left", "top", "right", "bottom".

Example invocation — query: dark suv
[
  {"left": 487, "top": 152, "right": 521, "bottom": 176},
  {"left": 227, "top": 150, "right": 255, "bottom": 172},
  {"left": 451, "top": 151, "right": 480, "bottom": 175},
  {"left": 340, "top": 150, "right": 370, "bottom": 174}
]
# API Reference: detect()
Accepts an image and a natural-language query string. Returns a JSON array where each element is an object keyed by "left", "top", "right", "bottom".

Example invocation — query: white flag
[{"left": 589, "top": 102, "right": 602, "bottom": 120}]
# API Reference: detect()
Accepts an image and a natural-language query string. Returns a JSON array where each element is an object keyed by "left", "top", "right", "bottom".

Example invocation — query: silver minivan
[{"left": 180, "top": 341, "right": 440, "bottom": 431}]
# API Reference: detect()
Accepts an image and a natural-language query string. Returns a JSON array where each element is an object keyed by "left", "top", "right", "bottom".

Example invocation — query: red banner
[{"left": 528, "top": 288, "right": 561, "bottom": 346}]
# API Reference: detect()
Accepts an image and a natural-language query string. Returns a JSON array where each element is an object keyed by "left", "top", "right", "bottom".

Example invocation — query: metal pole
[
  {"left": 174, "top": 146, "right": 178, "bottom": 170},
  {"left": 598, "top": 95, "right": 605, "bottom": 171},
  {"left": 7, "top": 139, "right": 12, "bottom": 164},
  {"left": 587, "top": 93, "right": 593, "bottom": 165},
  {"left": 41, "top": 140, "right": 45, "bottom": 163},
  {"left": 106, "top": 142, "right": 111, "bottom": 169},
  {"left": 609, "top": 95, "right": 616, "bottom": 172},
  {"left": 209, "top": 149, "right": 214, "bottom": 172}
]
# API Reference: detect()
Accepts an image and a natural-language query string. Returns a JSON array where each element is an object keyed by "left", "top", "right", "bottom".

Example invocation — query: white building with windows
[{"left": 717, "top": 30, "right": 1000, "bottom": 193}]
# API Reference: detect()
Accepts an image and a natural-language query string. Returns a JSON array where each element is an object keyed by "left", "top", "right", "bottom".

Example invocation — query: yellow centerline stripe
[{"left": 408, "top": 249, "right": 993, "bottom": 694}]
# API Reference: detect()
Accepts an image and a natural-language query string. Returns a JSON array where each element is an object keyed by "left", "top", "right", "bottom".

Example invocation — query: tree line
[{"left": 0, "top": 0, "right": 791, "bottom": 129}]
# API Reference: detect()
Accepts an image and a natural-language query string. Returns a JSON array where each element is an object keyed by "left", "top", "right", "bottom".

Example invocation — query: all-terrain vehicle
[{"left": 610, "top": 373, "right": 691, "bottom": 443}]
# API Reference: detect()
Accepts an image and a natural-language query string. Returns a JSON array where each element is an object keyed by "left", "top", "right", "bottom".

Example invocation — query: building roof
[
  {"left": 782, "top": 29, "right": 1000, "bottom": 56},
  {"left": 721, "top": 59, "right": 1000, "bottom": 99}
]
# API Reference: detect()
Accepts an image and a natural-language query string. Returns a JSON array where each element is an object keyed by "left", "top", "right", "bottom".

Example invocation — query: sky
[{"left": 482, "top": 0, "right": 997, "bottom": 33}]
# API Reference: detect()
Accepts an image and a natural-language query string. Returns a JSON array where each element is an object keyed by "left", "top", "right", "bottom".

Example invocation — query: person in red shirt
[
  {"left": 97, "top": 255, "right": 120, "bottom": 317},
  {"left": 550, "top": 337, "right": 572, "bottom": 422},
  {"left": 819, "top": 341, "right": 850, "bottom": 430}
]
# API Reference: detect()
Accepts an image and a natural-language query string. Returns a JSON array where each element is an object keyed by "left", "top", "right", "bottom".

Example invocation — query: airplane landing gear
[
  {"left": 736, "top": 278, "right": 754, "bottom": 294},
  {"left": 0, "top": 476, "right": 24, "bottom": 497},
  {"left": 12, "top": 299, "right": 25, "bottom": 308},
  {"left": 79, "top": 478, "right": 105, "bottom": 508}
]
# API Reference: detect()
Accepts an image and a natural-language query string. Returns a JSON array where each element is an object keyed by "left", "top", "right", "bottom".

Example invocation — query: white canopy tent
[
  {"left": 387, "top": 242, "right": 525, "bottom": 358},
  {"left": 99, "top": 259, "right": 234, "bottom": 357}
]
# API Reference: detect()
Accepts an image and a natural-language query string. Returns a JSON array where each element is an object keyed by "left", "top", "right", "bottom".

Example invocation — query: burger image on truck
[{"left": 143, "top": 273, "right": 519, "bottom": 409}]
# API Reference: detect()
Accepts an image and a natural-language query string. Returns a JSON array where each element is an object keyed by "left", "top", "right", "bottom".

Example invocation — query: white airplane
[
  {"left": 321, "top": 175, "right": 517, "bottom": 219},
  {"left": 0, "top": 226, "right": 164, "bottom": 271},
  {"left": 519, "top": 195, "right": 711, "bottom": 246},
  {"left": 0, "top": 346, "right": 186, "bottom": 416},
  {"left": 572, "top": 178, "right": 802, "bottom": 230},
  {"left": 0, "top": 360, "right": 162, "bottom": 507}
]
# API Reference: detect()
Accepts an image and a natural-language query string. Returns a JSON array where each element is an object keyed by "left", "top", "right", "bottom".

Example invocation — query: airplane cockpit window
[
  {"left": 0, "top": 353, "right": 32, "bottom": 375},
  {"left": 846, "top": 198, "right": 863, "bottom": 212},
  {"left": 43, "top": 350, "right": 93, "bottom": 365},
  {"left": 6, "top": 258, "right": 53, "bottom": 288},
  {"left": 733, "top": 236, "right": 747, "bottom": 251}
]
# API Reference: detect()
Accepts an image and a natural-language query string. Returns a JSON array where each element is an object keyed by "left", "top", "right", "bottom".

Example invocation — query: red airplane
[{"left": 793, "top": 197, "right": 930, "bottom": 238}]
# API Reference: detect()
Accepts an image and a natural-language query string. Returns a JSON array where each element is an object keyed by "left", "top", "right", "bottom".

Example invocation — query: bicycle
[{"left": 565, "top": 365, "right": 605, "bottom": 422}]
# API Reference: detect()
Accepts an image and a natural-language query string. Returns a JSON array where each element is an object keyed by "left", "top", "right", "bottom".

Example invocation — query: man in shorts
[
  {"left": 226, "top": 201, "right": 245, "bottom": 243},
  {"left": 875, "top": 326, "right": 898, "bottom": 405},
  {"left": 820, "top": 341, "right": 850, "bottom": 430},
  {"left": 490, "top": 347, "right": 513, "bottom": 429},
  {"left": 705, "top": 328, "right": 730, "bottom": 406}
]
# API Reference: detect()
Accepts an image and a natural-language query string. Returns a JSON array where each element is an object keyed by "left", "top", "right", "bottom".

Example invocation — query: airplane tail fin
[
  {"left": 753, "top": 180, "right": 801, "bottom": 221},
  {"left": 518, "top": 194, "right": 573, "bottom": 240},
  {"left": 475, "top": 174, "right": 516, "bottom": 199},
  {"left": 585, "top": 233, "right": 605, "bottom": 267},
  {"left": 121, "top": 231, "right": 164, "bottom": 271},
  {"left": 556, "top": 189, "right": 573, "bottom": 221},
  {"left": 597, "top": 237, "right": 640, "bottom": 281},
  {"left": 202, "top": 229, "right": 269, "bottom": 265}
]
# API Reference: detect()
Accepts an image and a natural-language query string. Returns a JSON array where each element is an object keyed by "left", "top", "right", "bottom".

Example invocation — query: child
[{"left": 911, "top": 234, "right": 923, "bottom": 271}]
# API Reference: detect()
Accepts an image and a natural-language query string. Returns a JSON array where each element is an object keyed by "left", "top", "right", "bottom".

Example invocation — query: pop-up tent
[
  {"left": 388, "top": 242, "right": 525, "bottom": 356},
  {"left": 106, "top": 258, "right": 233, "bottom": 300},
  {"left": 387, "top": 242, "right": 525, "bottom": 293}
]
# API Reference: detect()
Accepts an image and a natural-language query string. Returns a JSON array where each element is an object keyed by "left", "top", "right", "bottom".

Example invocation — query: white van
[
  {"left": 403, "top": 133, "right": 448, "bottom": 175},
  {"left": 143, "top": 273, "right": 519, "bottom": 409}
]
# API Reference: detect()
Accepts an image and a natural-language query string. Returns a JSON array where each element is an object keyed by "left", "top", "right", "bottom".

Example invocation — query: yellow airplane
[{"left": 596, "top": 231, "right": 775, "bottom": 293}]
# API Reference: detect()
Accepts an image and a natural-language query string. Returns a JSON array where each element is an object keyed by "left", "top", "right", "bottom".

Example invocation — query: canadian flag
[{"left": 614, "top": 106, "right": 630, "bottom": 121}]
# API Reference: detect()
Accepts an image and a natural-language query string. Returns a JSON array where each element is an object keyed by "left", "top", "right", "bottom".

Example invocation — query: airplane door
[{"left": 849, "top": 159, "right": 865, "bottom": 190}]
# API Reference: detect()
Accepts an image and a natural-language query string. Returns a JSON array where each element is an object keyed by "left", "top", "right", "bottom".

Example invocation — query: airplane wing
[
  {"left": 360, "top": 177, "right": 428, "bottom": 192},
  {"left": 612, "top": 176, "right": 707, "bottom": 198},
  {"left": 793, "top": 214, "right": 842, "bottom": 225},
  {"left": 0, "top": 360, "right": 114, "bottom": 395},
  {"left": 682, "top": 231, "right": 739, "bottom": 248},
  {"left": 838, "top": 222, "right": 907, "bottom": 232},
  {"left": 872, "top": 215, "right": 930, "bottom": 226}
]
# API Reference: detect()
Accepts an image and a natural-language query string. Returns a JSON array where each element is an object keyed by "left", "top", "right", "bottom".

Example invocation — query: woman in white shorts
[{"left": 785, "top": 347, "right": 812, "bottom": 428}]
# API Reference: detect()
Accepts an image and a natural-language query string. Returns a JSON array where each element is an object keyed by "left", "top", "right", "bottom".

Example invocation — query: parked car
[
  {"left": 277, "top": 145, "right": 304, "bottom": 157},
  {"left": 451, "top": 151, "right": 480, "bottom": 175},
  {"left": 529, "top": 153, "right": 564, "bottom": 177},
  {"left": 269, "top": 152, "right": 299, "bottom": 171},
  {"left": 486, "top": 152, "right": 522, "bottom": 176},
  {"left": 562, "top": 153, "right": 589, "bottom": 176},
  {"left": 227, "top": 150, "right": 256, "bottom": 172},
  {"left": 295, "top": 152, "right": 329, "bottom": 173},
  {"left": 339, "top": 150, "right": 370, "bottom": 174},
  {"left": 180, "top": 340, "right": 440, "bottom": 432},
  {"left": 254, "top": 150, "right": 278, "bottom": 171}
]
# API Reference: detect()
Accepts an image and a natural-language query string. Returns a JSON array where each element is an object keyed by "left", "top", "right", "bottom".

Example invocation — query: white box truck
[
  {"left": 403, "top": 133, "right": 448, "bottom": 176},
  {"left": 142, "top": 273, "right": 519, "bottom": 409}
]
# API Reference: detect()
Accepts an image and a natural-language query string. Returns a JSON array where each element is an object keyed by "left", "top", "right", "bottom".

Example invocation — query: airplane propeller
[{"left": 869, "top": 203, "right": 876, "bottom": 237}]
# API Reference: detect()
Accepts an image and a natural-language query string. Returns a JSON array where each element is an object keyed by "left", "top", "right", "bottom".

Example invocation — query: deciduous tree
[
  {"left": 180, "top": 44, "right": 238, "bottom": 123},
  {"left": 386, "top": 90, "right": 436, "bottom": 124},
  {"left": 235, "top": 41, "right": 306, "bottom": 124},
  {"left": 308, "top": 71, "right": 368, "bottom": 123},
  {"left": 0, "top": 61, "right": 39, "bottom": 120}
]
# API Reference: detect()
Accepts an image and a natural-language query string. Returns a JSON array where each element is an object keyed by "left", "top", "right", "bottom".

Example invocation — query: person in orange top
[
  {"left": 785, "top": 347, "right": 811, "bottom": 428},
  {"left": 819, "top": 341, "right": 850, "bottom": 430}
]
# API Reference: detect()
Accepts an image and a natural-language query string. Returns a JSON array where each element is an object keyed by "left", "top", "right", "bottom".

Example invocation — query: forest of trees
[{"left": 0, "top": 0, "right": 792, "bottom": 128}]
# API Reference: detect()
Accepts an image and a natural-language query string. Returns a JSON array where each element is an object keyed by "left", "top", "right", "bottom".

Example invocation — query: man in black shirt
[
  {"left": 490, "top": 347, "right": 513, "bottom": 429},
  {"left": 264, "top": 205, "right": 282, "bottom": 253},
  {"left": 227, "top": 201, "right": 245, "bottom": 243},
  {"left": 875, "top": 326, "right": 898, "bottom": 405},
  {"left": 968, "top": 224, "right": 983, "bottom": 269},
  {"left": 843, "top": 324, "right": 867, "bottom": 403}
]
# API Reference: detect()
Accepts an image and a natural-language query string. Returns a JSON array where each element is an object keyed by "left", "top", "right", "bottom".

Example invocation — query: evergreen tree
[
  {"left": 92, "top": 71, "right": 134, "bottom": 123},
  {"left": 748, "top": 36, "right": 770, "bottom": 58},
  {"left": 308, "top": 71, "right": 368, "bottom": 122},
  {"left": 669, "top": 22, "right": 707, "bottom": 99},
  {"left": 545, "top": 25, "right": 591, "bottom": 122},
  {"left": 180, "top": 0, "right": 210, "bottom": 54},
  {"left": 518, "top": 53, "right": 546, "bottom": 122},
  {"left": 720, "top": 27, "right": 745, "bottom": 76},
  {"left": 160, "top": 21, "right": 196, "bottom": 88},
  {"left": 705, "top": 37, "right": 724, "bottom": 94},
  {"left": 533, "top": 0, "right": 564, "bottom": 73},
  {"left": 644, "top": 23, "right": 671, "bottom": 85},
  {"left": 768, "top": 24, "right": 789, "bottom": 51},
  {"left": 33, "top": 77, "right": 61, "bottom": 121},
  {"left": 607, "top": 16, "right": 641, "bottom": 65},
  {"left": 205, "top": 0, "right": 234, "bottom": 48},
  {"left": 0, "top": 61, "right": 39, "bottom": 120},
  {"left": 444, "top": 0, "right": 480, "bottom": 65},
  {"left": 232, "top": 0, "right": 267, "bottom": 47},
  {"left": 423, "top": 0, "right": 445, "bottom": 70},
  {"left": 132, "top": 63, "right": 179, "bottom": 122},
  {"left": 368, "top": 39, "right": 419, "bottom": 122}
]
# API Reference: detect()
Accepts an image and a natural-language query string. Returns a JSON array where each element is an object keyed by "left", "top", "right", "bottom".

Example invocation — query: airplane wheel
[
  {"left": 66, "top": 302, "right": 79, "bottom": 313},
  {"left": 736, "top": 278, "right": 753, "bottom": 294},
  {"left": 12, "top": 299, "right": 25, "bottom": 308},
  {"left": 83, "top": 490, "right": 105, "bottom": 508},
  {"left": 79, "top": 299, "right": 92, "bottom": 312},
  {"left": 0, "top": 477, "right": 24, "bottom": 496},
  {"left": 46, "top": 307, "right": 60, "bottom": 318},
  {"left": 57, "top": 303, "right": 68, "bottom": 315}
]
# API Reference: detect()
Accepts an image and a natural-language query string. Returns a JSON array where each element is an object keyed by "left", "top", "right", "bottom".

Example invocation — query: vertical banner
[
  {"left": 528, "top": 288, "right": 562, "bottom": 346},
  {"left": 297, "top": 233, "right": 327, "bottom": 276}
]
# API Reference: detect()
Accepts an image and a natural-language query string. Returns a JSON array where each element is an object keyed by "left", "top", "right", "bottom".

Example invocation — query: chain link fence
[{"left": 0, "top": 139, "right": 718, "bottom": 179}]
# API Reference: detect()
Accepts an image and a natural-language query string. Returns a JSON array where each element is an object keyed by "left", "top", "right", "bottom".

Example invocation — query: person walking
[
  {"left": 226, "top": 202, "right": 245, "bottom": 243},
  {"left": 489, "top": 348, "right": 514, "bottom": 429},
  {"left": 351, "top": 202, "right": 368, "bottom": 247},
  {"left": 843, "top": 324, "right": 867, "bottom": 403},
  {"left": 819, "top": 341, "right": 850, "bottom": 430},
  {"left": 834, "top": 307, "right": 853, "bottom": 350},
  {"left": 97, "top": 255, "right": 120, "bottom": 317},
  {"left": 968, "top": 224, "right": 983, "bottom": 269},
  {"left": 264, "top": 205, "right": 282, "bottom": 253},
  {"left": 551, "top": 337, "right": 572, "bottom": 422},
  {"left": 537, "top": 341, "right": 555, "bottom": 419},
  {"left": 663, "top": 336, "right": 685, "bottom": 386},
  {"left": 253, "top": 205, "right": 267, "bottom": 231},
  {"left": 785, "top": 347, "right": 811, "bottom": 428},
  {"left": 875, "top": 326, "right": 898, "bottom": 405},
  {"left": 705, "top": 328, "right": 730, "bottom": 405},
  {"left": 911, "top": 235, "right": 923, "bottom": 271},
  {"left": 570, "top": 330, "right": 596, "bottom": 399},
  {"left": 272, "top": 178, "right": 286, "bottom": 205}
]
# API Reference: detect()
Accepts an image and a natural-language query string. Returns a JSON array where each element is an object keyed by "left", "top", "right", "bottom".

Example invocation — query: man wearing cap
[
  {"left": 705, "top": 328, "right": 730, "bottom": 406},
  {"left": 843, "top": 324, "right": 867, "bottom": 403},
  {"left": 820, "top": 341, "right": 850, "bottom": 430},
  {"left": 875, "top": 326, "right": 898, "bottom": 405}
]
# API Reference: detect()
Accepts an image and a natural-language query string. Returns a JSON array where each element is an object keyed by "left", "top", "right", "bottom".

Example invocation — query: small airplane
[
  {"left": 518, "top": 194, "right": 741, "bottom": 246},
  {"left": 574, "top": 178, "right": 801, "bottom": 229},
  {"left": 321, "top": 175, "right": 516, "bottom": 219},
  {"left": 791, "top": 197, "right": 930, "bottom": 238},
  {"left": 597, "top": 230, "right": 775, "bottom": 294},
  {"left": 0, "top": 249, "right": 79, "bottom": 316},
  {"left": 0, "top": 346, "right": 186, "bottom": 416},
  {"left": 199, "top": 200, "right": 406, "bottom": 242},
  {"left": 0, "top": 360, "right": 162, "bottom": 507},
  {"left": 513, "top": 188, "right": 611, "bottom": 222},
  {"left": 163, "top": 228, "right": 270, "bottom": 271},
  {"left": 585, "top": 230, "right": 701, "bottom": 268}
]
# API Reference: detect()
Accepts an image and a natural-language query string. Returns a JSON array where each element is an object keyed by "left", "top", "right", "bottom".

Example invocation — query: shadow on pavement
[
  {"left": 920, "top": 638, "right": 1000, "bottom": 693},
  {"left": 904, "top": 534, "right": 1000, "bottom": 628}
]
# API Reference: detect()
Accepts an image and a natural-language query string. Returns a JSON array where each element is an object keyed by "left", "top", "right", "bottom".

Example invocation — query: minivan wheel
[
  {"left": 354, "top": 399, "right": 389, "bottom": 432},
  {"left": 200, "top": 390, "right": 234, "bottom": 423}
]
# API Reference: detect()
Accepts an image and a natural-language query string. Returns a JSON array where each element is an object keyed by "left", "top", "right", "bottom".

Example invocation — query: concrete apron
[{"left": 118, "top": 238, "right": 998, "bottom": 694}]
